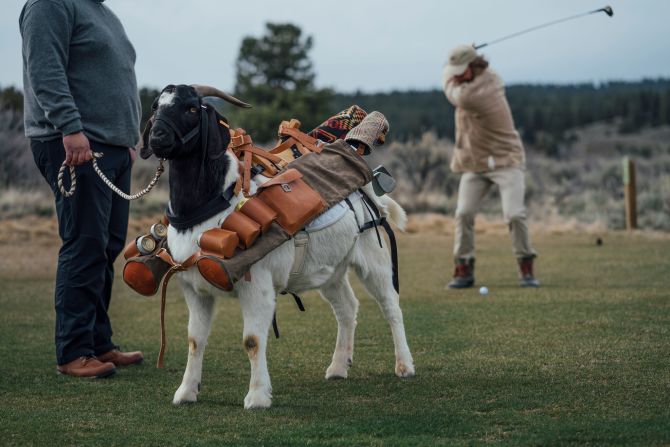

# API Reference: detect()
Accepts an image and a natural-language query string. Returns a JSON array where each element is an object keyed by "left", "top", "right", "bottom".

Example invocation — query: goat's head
[
  {"left": 139, "top": 85, "right": 251, "bottom": 220},
  {"left": 140, "top": 84, "right": 250, "bottom": 160}
]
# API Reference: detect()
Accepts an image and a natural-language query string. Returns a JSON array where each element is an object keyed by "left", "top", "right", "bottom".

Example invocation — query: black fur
[
  {"left": 142, "top": 85, "right": 234, "bottom": 229},
  {"left": 167, "top": 141, "right": 231, "bottom": 222}
]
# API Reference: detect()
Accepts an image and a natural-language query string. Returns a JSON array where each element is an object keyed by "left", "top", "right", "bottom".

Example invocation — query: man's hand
[
  {"left": 62, "top": 132, "right": 93, "bottom": 166},
  {"left": 129, "top": 148, "right": 137, "bottom": 164},
  {"left": 452, "top": 66, "right": 475, "bottom": 85}
]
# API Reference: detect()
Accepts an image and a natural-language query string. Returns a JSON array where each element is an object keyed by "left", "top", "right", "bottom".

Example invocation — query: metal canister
[
  {"left": 150, "top": 222, "right": 168, "bottom": 240},
  {"left": 136, "top": 235, "right": 157, "bottom": 255}
]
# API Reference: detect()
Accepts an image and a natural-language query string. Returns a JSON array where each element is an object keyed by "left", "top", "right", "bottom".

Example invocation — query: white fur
[
  {"left": 169, "top": 166, "right": 414, "bottom": 409},
  {"left": 158, "top": 91, "right": 177, "bottom": 107}
]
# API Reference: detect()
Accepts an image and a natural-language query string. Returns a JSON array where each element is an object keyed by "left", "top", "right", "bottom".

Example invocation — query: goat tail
[
  {"left": 359, "top": 183, "right": 407, "bottom": 232},
  {"left": 380, "top": 195, "right": 407, "bottom": 232}
]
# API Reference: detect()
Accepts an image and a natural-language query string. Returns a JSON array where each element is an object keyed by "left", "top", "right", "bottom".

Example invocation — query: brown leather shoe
[
  {"left": 98, "top": 349, "right": 144, "bottom": 366},
  {"left": 57, "top": 356, "right": 116, "bottom": 379}
]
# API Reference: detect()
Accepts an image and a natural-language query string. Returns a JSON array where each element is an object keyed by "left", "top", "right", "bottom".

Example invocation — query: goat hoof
[
  {"left": 173, "top": 385, "right": 198, "bottom": 404},
  {"left": 395, "top": 362, "right": 415, "bottom": 378},
  {"left": 325, "top": 363, "right": 348, "bottom": 380},
  {"left": 244, "top": 389, "right": 272, "bottom": 410}
]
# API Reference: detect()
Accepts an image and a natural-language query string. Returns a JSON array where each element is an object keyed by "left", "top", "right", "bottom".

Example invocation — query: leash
[
  {"left": 58, "top": 151, "right": 165, "bottom": 200},
  {"left": 154, "top": 248, "right": 198, "bottom": 368}
]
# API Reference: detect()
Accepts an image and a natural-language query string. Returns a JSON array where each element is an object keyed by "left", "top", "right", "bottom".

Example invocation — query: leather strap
[
  {"left": 273, "top": 292, "right": 307, "bottom": 339},
  {"left": 230, "top": 129, "right": 286, "bottom": 195},
  {"left": 381, "top": 218, "right": 400, "bottom": 294},
  {"left": 236, "top": 143, "right": 285, "bottom": 164},
  {"left": 279, "top": 126, "right": 323, "bottom": 153},
  {"left": 227, "top": 125, "right": 324, "bottom": 189},
  {"left": 260, "top": 168, "right": 303, "bottom": 188},
  {"left": 347, "top": 192, "right": 400, "bottom": 294},
  {"left": 155, "top": 248, "right": 198, "bottom": 368},
  {"left": 243, "top": 149, "right": 252, "bottom": 194}
]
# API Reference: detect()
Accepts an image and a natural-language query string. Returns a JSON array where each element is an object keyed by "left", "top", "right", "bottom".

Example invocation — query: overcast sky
[{"left": 1, "top": 0, "right": 668, "bottom": 93}]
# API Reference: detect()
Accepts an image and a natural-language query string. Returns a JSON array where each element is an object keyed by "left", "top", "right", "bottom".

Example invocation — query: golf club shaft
[{"left": 474, "top": 6, "right": 612, "bottom": 50}]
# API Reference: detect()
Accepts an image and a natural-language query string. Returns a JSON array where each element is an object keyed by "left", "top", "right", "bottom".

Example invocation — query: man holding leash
[
  {"left": 443, "top": 44, "right": 540, "bottom": 289},
  {"left": 20, "top": 0, "right": 143, "bottom": 378}
]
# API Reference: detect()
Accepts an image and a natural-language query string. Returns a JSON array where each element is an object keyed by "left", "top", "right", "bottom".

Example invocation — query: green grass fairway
[{"left": 1, "top": 231, "right": 669, "bottom": 446}]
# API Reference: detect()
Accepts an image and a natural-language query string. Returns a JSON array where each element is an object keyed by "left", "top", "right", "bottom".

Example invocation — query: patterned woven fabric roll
[{"left": 308, "top": 105, "right": 368, "bottom": 143}]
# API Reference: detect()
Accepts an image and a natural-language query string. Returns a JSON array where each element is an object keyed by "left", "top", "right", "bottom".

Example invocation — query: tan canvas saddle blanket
[{"left": 122, "top": 107, "right": 380, "bottom": 367}]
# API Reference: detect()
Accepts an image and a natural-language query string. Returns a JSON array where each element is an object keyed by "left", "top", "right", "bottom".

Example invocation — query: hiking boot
[
  {"left": 98, "top": 349, "right": 144, "bottom": 367},
  {"left": 57, "top": 356, "right": 116, "bottom": 379},
  {"left": 447, "top": 258, "right": 475, "bottom": 289},
  {"left": 518, "top": 256, "right": 540, "bottom": 287}
]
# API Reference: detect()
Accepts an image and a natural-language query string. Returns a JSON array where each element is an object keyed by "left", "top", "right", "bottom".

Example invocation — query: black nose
[{"left": 151, "top": 126, "right": 169, "bottom": 140}]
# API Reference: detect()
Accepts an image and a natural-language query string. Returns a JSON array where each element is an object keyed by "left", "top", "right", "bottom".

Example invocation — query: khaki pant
[{"left": 453, "top": 167, "right": 536, "bottom": 260}]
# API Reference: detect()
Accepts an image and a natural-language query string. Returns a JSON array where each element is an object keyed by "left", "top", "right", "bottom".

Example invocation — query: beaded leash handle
[{"left": 58, "top": 152, "right": 165, "bottom": 200}]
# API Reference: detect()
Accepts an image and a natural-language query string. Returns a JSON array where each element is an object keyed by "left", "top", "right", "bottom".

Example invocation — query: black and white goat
[{"left": 141, "top": 84, "right": 414, "bottom": 409}]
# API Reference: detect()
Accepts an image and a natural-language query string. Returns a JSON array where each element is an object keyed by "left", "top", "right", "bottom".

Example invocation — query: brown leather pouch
[
  {"left": 238, "top": 197, "right": 277, "bottom": 233},
  {"left": 123, "top": 255, "right": 171, "bottom": 296},
  {"left": 257, "top": 168, "right": 326, "bottom": 235},
  {"left": 123, "top": 239, "right": 140, "bottom": 260},
  {"left": 221, "top": 211, "right": 261, "bottom": 249},
  {"left": 196, "top": 255, "right": 233, "bottom": 291},
  {"left": 198, "top": 228, "right": 239, "bottom": 259}
]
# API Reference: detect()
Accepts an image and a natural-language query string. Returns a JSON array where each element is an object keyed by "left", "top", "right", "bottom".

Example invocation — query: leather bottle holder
[
  {"left": 221, "top": 211, "right": 261, "bottom": 249},
  {"left": 257, "top": 168, "right": 326, "bottom": 235},
  {"left": 123, "top": 239, "right": 141, "bottom": 260},
  {"left": 238, "top": 197, "right": 277, "bottom": 233},
  {"left": 198, "top": 228, "right": 239, "bottom": 259},
  {"left": 196, "top": 255, "right": 234, "bottom": 291},
  {"left": 123, "top": 255, "right": 171, "bottom": 296}
]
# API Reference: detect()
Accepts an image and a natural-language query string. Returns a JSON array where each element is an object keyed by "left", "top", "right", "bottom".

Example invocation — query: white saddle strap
[{"left": 289, "top": 231, "right": 310, "bottom": 278}]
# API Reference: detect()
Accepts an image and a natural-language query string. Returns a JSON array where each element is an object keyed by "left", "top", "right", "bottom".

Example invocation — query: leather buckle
[
  {"left": 281, "top": 184, "right": 292, "bottom": 193},
  {"left": 230, "top": 134, "right": 245, "bottom": 148}
]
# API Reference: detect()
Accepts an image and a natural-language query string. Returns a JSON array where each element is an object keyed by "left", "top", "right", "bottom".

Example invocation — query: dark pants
[{"left": 31, "top": 139, "right": 131, "bottom": 365}]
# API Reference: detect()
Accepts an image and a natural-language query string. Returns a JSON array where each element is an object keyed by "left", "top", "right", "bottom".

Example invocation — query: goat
[{"left": 140, "top": 84, "right": 414, "bottom": 409}]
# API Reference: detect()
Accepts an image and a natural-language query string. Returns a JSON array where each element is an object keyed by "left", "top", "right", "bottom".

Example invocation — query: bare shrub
[
  {"left": 0, "top": 106, "right": 43, "bottom": 189},
  {"left": 372, "top": 125, "right": 670, "bottom": 231},
  {"left": 374, "top": 132, "right": 458, "bottom": 213},
  {"left": 0, "top": 187, "right": 54, "bottom": 218}
]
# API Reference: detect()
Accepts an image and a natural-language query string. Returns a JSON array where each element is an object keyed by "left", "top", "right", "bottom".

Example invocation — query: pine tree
[{"left": 230, "top": 23, "right": 333, "bottom": 142}]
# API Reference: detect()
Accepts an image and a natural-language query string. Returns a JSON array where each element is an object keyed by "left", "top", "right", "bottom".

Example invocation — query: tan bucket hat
[{"left": 443, "top": 44, "right": 478, "bottom": 78}]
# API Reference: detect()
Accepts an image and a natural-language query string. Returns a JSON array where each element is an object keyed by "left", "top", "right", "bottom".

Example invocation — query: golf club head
[
  {"left": 372, "top": 165, "right": 396, "bottom": 196},
  {"left": 595, "top": 5, "right": 613, "bottom": 17}
]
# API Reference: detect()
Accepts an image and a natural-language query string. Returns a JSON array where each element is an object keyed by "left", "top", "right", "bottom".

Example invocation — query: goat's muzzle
[{"left": 150, "top": 105, "right": 205, "bottom": 159}]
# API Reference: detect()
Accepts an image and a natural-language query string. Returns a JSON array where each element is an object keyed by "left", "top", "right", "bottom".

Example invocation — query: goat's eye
[{"left": 188, "top": 107, "right": 198, "bottom": 114}]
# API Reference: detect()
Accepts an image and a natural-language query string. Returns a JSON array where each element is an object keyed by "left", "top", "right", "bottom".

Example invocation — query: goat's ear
[
  {"left": 205, "top": 107, "right": 231, "bottom": 160},
  {"left": 138, "top": 117, "right": 154, "bottom": 159}
]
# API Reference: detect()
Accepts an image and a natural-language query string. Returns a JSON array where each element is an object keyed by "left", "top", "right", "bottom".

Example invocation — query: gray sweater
[{"left": 20, "top": 0, "right": 140, "bottom": 148}]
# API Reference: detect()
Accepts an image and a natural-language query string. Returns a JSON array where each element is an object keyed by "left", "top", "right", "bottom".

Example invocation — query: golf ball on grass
[{"left": 479, "top": 286, "right": 489, "bottom": 296}]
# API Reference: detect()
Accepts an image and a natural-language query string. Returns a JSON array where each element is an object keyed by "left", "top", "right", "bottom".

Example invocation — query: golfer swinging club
[{"left": 443, "top": 44, "right": 540, "bottom": 289}]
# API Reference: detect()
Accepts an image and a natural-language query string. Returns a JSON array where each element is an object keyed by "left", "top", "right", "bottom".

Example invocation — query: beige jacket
[{"left": 444, "top": 68, "right": 525, "bottom": 173}]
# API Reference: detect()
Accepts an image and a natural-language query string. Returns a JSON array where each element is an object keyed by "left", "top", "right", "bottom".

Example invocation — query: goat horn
[{"left": 191, "top": 84, "right": 252, "bottom": 108}]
